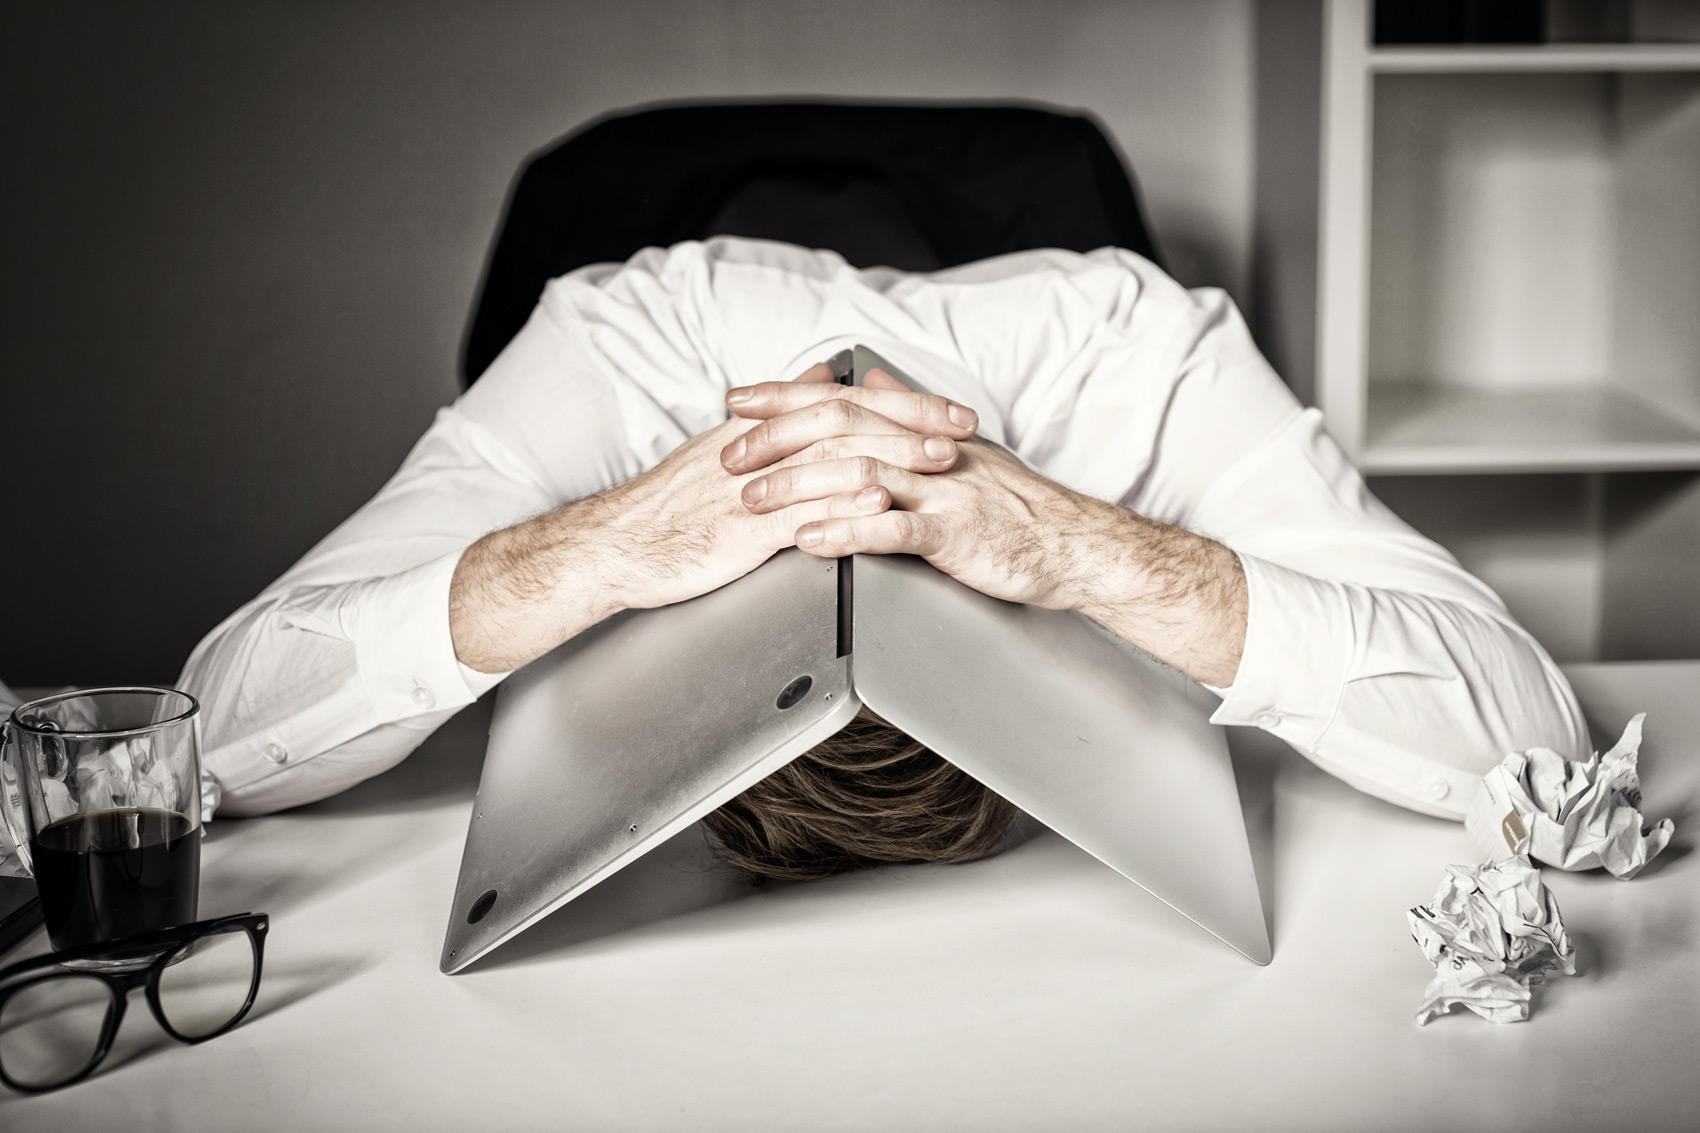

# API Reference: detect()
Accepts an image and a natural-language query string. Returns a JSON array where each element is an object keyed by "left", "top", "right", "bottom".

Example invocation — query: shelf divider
[{"left": 1371, "top": 44, "right": 1700, "bottom": 74}]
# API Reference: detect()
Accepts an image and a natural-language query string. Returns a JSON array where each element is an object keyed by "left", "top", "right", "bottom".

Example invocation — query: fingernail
[
  {"left": 947, "top": 402, "right": 975, "bottom": 429},
  {"left": 857, "top": 486, "right": 883, "bottom": 509},
  {"left": 725, "top": 436, "right": 747, "bottom": 464},
  {"left": 727, "top": 387, "right": 753, "bottom": 406},
  {"left": 744, "top": 479, "right": 768, "bottom": 505},
  {"left": 796, "top": 525, "right": 823, "bottom": 548},
  {"left": 924, "top": 436, "right": 954, "bottom": 461}
]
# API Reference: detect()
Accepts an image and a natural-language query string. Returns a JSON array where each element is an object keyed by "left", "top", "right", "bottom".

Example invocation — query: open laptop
[{"left": 441, "top": 346, "right": 1268, "bottom": 973}]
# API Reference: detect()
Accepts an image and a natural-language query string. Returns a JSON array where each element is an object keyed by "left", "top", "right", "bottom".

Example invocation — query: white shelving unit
[
  {"left": 1313, "top": 0, "right": 1700, "bottom": 663},
  {"left": 1318, "top": 0, "right": 1700, "bottom": 477}
]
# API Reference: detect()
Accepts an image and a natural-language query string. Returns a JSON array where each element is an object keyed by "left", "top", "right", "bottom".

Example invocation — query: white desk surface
[{"left": 3, "top": 661, "right": 1697, "bottom": 1131}]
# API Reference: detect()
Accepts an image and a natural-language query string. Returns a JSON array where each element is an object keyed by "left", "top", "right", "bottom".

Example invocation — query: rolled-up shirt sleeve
[
  {"left": 1104, "top": 277, "right": 1589, "bottom": 820},
  {"left": 1189, "top": 407, "right": 1589, "bottom": 819}
]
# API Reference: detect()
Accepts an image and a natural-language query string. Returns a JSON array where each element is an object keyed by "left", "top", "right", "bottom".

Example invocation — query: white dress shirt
[{"left": 179, "top": 238, "right": 1588, "bottom": 820}]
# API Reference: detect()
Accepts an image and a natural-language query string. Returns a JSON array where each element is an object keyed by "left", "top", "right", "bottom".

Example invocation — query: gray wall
[
  {"left": 1250, "top": 0, "right": 1321, "bottom": 406},
  {"left": 2, "top": 0, "right": 1265, "bottom": 683}
]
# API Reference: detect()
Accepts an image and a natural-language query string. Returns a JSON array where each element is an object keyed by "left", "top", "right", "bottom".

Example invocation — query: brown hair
[{"left": 703, "top": 707, "right": 1017, "bottom": 883}]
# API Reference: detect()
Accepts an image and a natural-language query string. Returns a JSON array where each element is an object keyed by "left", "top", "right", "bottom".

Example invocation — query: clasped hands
[{"left": 597, "top": 361, "right": 1120, "bottom": 617}]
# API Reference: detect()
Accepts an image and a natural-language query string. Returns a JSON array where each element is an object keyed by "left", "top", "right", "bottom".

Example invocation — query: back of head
[{"left": 704, "top": 707, "right": 1017, "bottom": 883}]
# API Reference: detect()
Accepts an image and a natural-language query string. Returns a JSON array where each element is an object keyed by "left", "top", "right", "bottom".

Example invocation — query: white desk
[{"left": 3, "top": 662, "right": 1697, "bottom": 1131}]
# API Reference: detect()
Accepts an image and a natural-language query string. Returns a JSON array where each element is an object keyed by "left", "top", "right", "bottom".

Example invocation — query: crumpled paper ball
[
  {"left": 1466, "top": 713, "right": 1675, "bottom": 879},
  {"left": 1408, "top": 856, "right": 1575, "bottom": 1026}
]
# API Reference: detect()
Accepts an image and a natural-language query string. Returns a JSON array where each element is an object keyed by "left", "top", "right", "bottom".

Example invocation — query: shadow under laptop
[{"left": 461, "top": 798, "right": 1259, "bottom": 973}]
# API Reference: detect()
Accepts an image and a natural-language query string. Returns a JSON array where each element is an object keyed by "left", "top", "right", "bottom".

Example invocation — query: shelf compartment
[
  {"left": 1371, "top": 44, "right": 1700, "bottom": 74},
  {"left": 1361, "top": 385, "right": 1700, "bottom": 474},
  {"left": 1360, "top": 67, "right": 1700, "bottom": 474}
]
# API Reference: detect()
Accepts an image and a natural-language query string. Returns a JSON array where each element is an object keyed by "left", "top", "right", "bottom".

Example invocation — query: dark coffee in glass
[{"left": 30, "top": 807, "right": 201, "bottom": 951}]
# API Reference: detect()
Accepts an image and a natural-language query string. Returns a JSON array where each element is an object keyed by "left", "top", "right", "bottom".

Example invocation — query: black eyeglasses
[{"left": 0, "top": 912, "right": 268, "bottom": 1093}]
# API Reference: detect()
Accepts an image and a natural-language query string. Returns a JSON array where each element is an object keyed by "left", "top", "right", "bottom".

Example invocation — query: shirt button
[
  {"left": 264, "top": 742, "right": 288, "bottom": 765},
  {"left": 411, "top": 686, "right": 437, "bottom": 710},
  {"left": 1252, "top": 710, "right": 1282, "bottom": 730},
  {"left": 1422, "top": 779, "right": 1450, "bottom": 800}
]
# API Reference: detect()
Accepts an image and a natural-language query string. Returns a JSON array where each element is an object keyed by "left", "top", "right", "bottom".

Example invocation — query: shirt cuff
[
  {"left": 1209, "top": 553, "right": 1352, "bottom": 748},
  {"left": 200, "top": 763, "right": 223, "bottom": 821},
  {"left": 353, "top": 550, "right": 505, "bottom": 723}
]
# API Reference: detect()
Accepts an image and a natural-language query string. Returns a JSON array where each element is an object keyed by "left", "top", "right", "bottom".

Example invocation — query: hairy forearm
[
  {"left": 448, "top": 497, "right": 625, "bottom": 673},
  {"left": 1063, "top": 500, "right": 1249, "bottom": 687}
]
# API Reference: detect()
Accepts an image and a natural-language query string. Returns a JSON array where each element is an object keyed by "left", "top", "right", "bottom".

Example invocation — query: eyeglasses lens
[
  {"left": 155, "top": 926, "right": 256, "bottom": 1039},
  {"left": 0, "top": 975, "right": 112, "bottom": 1089}
]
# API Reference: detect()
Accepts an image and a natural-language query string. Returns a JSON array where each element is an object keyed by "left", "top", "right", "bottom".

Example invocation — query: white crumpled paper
[
  {"left": 1408, "top": 856, "right": 1575, "bottom": 1025},
  {"left": 1466, "top": 714, "right": 1675, "bottom": 879}
]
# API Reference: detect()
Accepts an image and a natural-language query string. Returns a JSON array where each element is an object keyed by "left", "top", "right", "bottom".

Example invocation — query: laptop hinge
[{"left": 831, "top": 348, "right": 855, "bottom": 657}]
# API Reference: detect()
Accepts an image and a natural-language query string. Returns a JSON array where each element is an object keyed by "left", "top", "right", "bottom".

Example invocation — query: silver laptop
[{"left": 441, "top": 347, "right": 1269, "bottom": 972}]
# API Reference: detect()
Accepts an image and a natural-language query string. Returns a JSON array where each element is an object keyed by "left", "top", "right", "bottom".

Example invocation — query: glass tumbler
[{"left": 1, "top": 688, "right": 203, "bottom": 965}]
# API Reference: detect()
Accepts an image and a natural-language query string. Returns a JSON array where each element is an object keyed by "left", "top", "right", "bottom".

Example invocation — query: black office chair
[{"left": 463, "top": 101, "right": 1163, "bottom": 385}]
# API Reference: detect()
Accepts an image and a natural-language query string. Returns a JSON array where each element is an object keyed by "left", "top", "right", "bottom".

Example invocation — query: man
[{"left": 181, "top": 238, "right": 1587, "bottom": 850}]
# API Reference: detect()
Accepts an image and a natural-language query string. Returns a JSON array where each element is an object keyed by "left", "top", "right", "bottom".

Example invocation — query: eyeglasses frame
[{"left": 0, "top": 912, "right": 268, "bottom": 1093}]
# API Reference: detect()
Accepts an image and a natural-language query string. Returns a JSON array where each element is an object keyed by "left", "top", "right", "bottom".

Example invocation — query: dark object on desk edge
[{"left": 0, "top": 876, "right": 44, "bottom": 957}]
